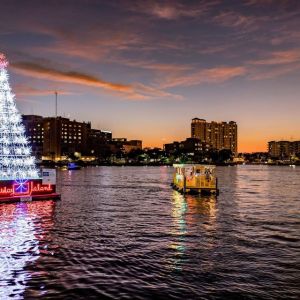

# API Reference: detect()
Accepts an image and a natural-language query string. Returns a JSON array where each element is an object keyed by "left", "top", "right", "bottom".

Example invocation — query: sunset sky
[{"left": 1, "top": 0, "right": 299, "bottom": 152}]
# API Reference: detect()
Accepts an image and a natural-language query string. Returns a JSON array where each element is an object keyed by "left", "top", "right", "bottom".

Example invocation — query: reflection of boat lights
[
  {"left": 169, "top": 191, "right": 187, "bottom": 271},
  {"left": 168, "top": 193, "right": 218, "bottom": 272},
  {"left": 185, "top": 195, "right": 217, "bottom": 231},
  {"left": 172, "top": 192, "right": 187, "bottom": 234}
]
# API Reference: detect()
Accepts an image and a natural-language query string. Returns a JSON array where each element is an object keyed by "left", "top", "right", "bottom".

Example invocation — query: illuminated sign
[
  {"left": 0, "top": 186, "right": 13, "bottom": 196},
  {"left": 13, "top": 180, "right": 30, "bottom": 195},
  {"left": 31, "top": 183, "right": 52, "bottom": 193},
  {"left": 42, "top": 169, "right": 56, "bottom": 185},
  {"left": 0, "top": 180, "right": 55, "bottom": 198}
]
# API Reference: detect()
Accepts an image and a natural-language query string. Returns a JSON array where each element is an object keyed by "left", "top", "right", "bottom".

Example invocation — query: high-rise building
[{"left": 191, "top": 118, "right": 238, "bottom": 153}]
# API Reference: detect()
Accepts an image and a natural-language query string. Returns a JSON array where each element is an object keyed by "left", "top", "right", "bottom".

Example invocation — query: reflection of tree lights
[{"left": 0, "top": 204, "right": 39, "bottom": 299}]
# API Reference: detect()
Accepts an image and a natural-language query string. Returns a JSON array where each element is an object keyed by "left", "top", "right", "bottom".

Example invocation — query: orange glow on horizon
[{"left": 142, "top": 137, "right": 293, "bottom": 153}]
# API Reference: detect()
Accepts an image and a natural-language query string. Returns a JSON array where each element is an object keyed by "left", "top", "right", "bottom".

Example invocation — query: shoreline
[{"left": 38, "top": 162, "right": 299, "bottom": 168}]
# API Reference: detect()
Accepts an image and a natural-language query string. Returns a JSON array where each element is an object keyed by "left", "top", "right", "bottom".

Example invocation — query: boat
[
  {"left": 0, "top": 168, "right": 60, "bottom": 204},
  {"left": 0, "top": 54, "right": 60, "bottom": 204},
  {"left": 171, "top": 164, "right": 219, "bottom": 195},
  {"left": 67, "top": 162, "right": 82, "bottom": 170}
]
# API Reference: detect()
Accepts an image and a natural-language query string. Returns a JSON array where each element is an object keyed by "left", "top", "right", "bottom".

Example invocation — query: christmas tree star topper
[{"left": 0, "top": 53, "right": 9, "bottom": 69}]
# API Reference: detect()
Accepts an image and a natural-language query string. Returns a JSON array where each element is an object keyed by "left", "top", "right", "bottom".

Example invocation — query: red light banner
[{"left": 0, "top": 180, "right": 55, "bottom": 198}]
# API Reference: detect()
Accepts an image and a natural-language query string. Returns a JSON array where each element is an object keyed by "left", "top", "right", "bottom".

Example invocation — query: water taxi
[
  {"left": 172, "top": 164, "right": 219, "bottom": 195},
  {"left": 67, "top": 162, "right": 82, "bottom": 170}
]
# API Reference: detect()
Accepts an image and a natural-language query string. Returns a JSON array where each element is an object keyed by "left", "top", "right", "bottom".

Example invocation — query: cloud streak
[
  {"left": 161, "top": 66, "right": 247, "bottom": 88},
  {"left": 214, "top": 11, "right": 257, "bottom": 28},
  {"left": 248, "top": 63, "right": 300, "bottom": 80},
  {"left": 10, "top": 61, "right": 181, "bottom": 100},
  {"left": 247, "top": 49, "right": 300, "bottom": 80},
  {"left": 14, "top": 84, "right": 74, "bottom": 97},
  {"left": 124, "top": 0, "right": 220, "bottom": 20},
  {"left": 109, "top": 57, "right": 192, "bottom": 72},
  {"left": 11, "top": 61, "right": 131, "bottom": 91},
  {"left": 249, "top": 49, "right": 300, "bottom": 65}
]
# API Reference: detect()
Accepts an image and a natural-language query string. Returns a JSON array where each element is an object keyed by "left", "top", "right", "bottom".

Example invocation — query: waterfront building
[
  {"left": 292, "top": 141, "right": 300, "bottom": 155},
  {"left": 111, "top": 138, "right": 143, "bottom": 154},
  {"left": 22, "top": 115, "right": 44, "bottom": 158},
  {"left": 268, "top": 140, "right": 300, "bottom": 159},
  {"left": 42, "top": 117, "right": 90, "bottom": 160},
  {"left": 87, "top": 129, "right": 112, "bottom": 157},
  {"left": 164, "top": 138, "right": 210, "bottom": 155},
  {"left": 123, "top": 140, "right": 143, "bottom": 153},
  {"left": 191, "top": 118, "right": 238, "bottom": 154},
  {"left": 164, "top": 141, "right": 181, "bottom": 154},
  {"left": 22, "top": 115, "right": 113, "bottom": 161}
]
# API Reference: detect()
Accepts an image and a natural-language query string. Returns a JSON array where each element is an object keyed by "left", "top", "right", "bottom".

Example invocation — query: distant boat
[
  {"left": 67, "top": 162, "right": 81, "bottom": 170},
  {"left": 171, "top": 164, "right": 219, "bottom": 195}
]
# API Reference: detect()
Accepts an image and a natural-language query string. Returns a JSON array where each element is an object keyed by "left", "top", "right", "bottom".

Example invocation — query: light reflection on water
[
  {"left": 0, "top": 201, "right": 55, "bottom": 299},
  {"left": 169, "top": 192, "right": 218, "bottom": 271},
  {"left": 169, "top": 191, "right": 187, "bottom": 271},
  {"left": 0, "top": 166, "right": 299, "bottom": 299}
]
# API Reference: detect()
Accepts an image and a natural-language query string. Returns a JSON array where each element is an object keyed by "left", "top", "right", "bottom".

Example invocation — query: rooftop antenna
[{"left": 55, "top": 91, "right": 58, "bottom": 118}]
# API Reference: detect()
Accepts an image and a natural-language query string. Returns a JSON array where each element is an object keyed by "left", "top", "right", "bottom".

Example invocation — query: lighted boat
[
  {"left": 0, "top": 53, "right": 60, "bottom": 204},
  {"left": 0, "top": 169, "right": 60, "bottom": 204},
  {"left": 172, "top": 164, "right": 219, "bottom": 195},
  {"left": 67, "top": 162, "right": 82, "bottom": 170}
]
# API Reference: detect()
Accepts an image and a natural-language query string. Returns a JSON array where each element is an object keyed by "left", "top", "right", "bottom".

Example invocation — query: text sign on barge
[{"left": 42, "top": 169, "right": 56, "bottom": 185}]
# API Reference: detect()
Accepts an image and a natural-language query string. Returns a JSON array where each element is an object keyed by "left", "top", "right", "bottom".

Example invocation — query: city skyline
[{"left": 1, "top": 0, "right": 300, "bottom": 152}]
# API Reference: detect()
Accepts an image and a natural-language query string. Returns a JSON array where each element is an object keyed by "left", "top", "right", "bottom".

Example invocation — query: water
[{"left": 0, "top": 166, "right": 299, "bottom": 299}]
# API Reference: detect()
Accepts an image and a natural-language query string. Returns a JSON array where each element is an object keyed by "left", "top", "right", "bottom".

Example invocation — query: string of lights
[{"left": 0, "top": 53, "right": 39, "bottom": 180}]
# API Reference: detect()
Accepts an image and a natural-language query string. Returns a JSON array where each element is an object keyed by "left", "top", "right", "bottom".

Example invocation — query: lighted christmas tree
[{"left": 0, "top": 53, "right": 39, "bottom": 180}]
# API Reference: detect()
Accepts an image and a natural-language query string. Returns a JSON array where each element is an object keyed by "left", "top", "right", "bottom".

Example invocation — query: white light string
[{"left": 0, "top": 54, "right": 39, "bottom": 180}]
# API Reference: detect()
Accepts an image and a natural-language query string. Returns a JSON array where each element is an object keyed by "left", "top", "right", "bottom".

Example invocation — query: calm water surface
[{"left": 0, "top": 166, "right": 299, "bottom": 299}]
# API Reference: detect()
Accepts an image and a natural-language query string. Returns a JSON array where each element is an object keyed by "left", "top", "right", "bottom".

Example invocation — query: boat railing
[{"left": 173, "top": 164, "right": 218, "bottom": 192}]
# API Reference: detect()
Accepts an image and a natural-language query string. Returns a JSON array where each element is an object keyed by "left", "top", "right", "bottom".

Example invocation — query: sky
[{"left": 0, "top": 0, "right": 299, "bottom": 152}]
